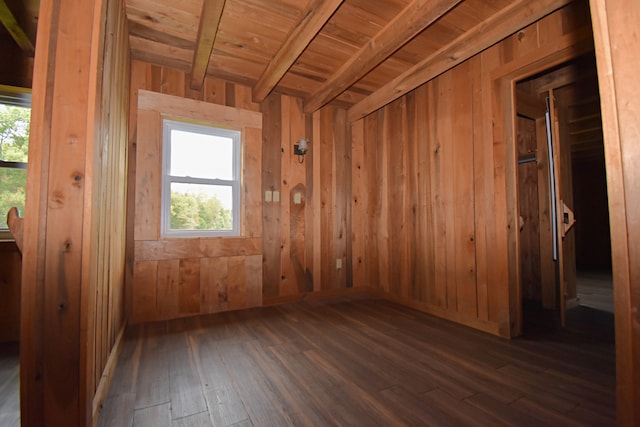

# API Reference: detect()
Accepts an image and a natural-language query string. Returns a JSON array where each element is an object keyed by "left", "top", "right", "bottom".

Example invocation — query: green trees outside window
[{"left": 0, "top": 104, "right": 30, "bottom": 230}]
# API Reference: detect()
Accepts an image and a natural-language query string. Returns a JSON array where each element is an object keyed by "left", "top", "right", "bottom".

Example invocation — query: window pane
[
  {"left": 170, "top": 183, "right": 233, "bottom": 231},
  {"left": 0, "top": 167, "right": 26, "bottom": 229},
  {"left": 0, "top": 104, "right": 30, "bottom": 163},
  {"left": 170, "top": 130, "right": 233, "bottom": 180}
]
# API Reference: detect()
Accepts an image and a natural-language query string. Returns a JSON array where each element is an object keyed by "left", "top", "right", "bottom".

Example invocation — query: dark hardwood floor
[
  {"left": 97, "top": 297, "right": 615, "bottom": 427},
  {"left": 576, "top": 270, "right": 614, "bottom": 314}
]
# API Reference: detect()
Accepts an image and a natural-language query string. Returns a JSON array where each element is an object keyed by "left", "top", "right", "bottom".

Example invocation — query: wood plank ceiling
[
  {"left": 0, "top": 0, "right": 578, "bottom": 116},
  {"left": 126, "top": 0, "right": 573, "bottom": 118}
]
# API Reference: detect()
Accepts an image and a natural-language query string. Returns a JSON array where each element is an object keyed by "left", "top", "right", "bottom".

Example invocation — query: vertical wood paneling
[
  {"left": 364, "top": 113, "right": 380, "bottom": 291},
  {"left": 312, "top": 111, "right": 322, "bottom": 292},
  {"left": 228, "top": 256, "right": 247, "bottom": 310},
  {"left": 279, "top": 97, "right": 294, "bottom": 296},
  {"left": 351, "top": 119, "right": 366, "bottom": 287},
  {"left": 333, "top": 108, "right": 350, "bottom": 289},
  {"left": 0, "top": 243, "right": 21, "bottom": 342},
  {"left": 157, "top": 259, "right": 180, "bottom": 319},
  {"left": 452, "top": 62, "right": 477, "bottom": 318},
  {"left": 243, "top": 126, "right": 262, "bottom": 238},
  {"left": 376, "top": 109, "right": 391, "bottom": 293},
  {"left": 415, "top": 85, "right": 434, "bottom": 304},
  {"left": 517, "top": 117, "right": 541, "bottom": 302},
  {"left": 21, "top": 0, "right": 131, "bottom": 424},
  {"left": 350, "top": 5, "right": 591, "bottom": 336},
  {"left": 319, "top": 108, "right": 334, "bottom": 290},
  {"left": 200, "top": 257, "right": 228, "bottom": 312},
  {"left": 429, "top": 79, "right": 447, "bottom": 308},
  {"left": 261, "top": 94, "right": 282, "bottom": 299},
  {"left": 134, "top": 109, "right": 161, "bottom": 241},
  {"left": 132, "top": 261, "right": 158, "bottom": 323},
  {"left": 471, "top": 54, "right": 490, "bottom": 321},
  {"left": 179, "top": 258, "right": 201, "bottom": 314},
  {"left": 386, "top": 98, "right": 405, "bottom": 297},
  {"left": 403, "top": 92, "right": 419, "bottom": 301}
]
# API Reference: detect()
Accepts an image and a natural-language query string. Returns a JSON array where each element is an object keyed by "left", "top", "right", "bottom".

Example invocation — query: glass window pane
[
  {"left": 170, "top": 183, "right": 233, "bottom": 231},
  {"left": 170, "top": 130, "right": 233, "bottom": 180},
  {"left": 0, "top": 167, "right": 27, "bottom": 229}
]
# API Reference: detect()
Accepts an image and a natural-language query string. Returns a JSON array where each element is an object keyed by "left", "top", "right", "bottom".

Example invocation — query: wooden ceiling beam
[
  {"left": 252, "top": 0, "right": 344, "bottom": 103},
  {"left": 303, "top": 0, "right": 463, "bottom": 114},
  {"left": 0, "top": 0, "right": 34, "bottom": 55},
  {"left": 190, "top": 0, "right": 226, "bottom": 90},
  {"left": 349, "top": 0, "right": 574, "bottom": 121}
]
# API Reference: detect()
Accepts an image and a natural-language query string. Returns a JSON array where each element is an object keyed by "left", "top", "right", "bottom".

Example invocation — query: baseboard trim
[{"left": 91, "top": 324, "right": 126, "bottom": 426}]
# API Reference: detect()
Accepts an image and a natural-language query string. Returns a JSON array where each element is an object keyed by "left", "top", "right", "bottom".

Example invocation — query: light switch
[
  {"left": 265, "top": 190, "right": 272, "bottom": 202},
  {"left": 273, "top": 191, "right": 280, "bottom": 203},
  {"left": 294, "top": 192, "right": 302, "bottom": 204}
]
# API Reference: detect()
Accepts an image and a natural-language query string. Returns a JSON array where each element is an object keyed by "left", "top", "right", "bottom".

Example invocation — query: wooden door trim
[
  {"left": 588, "top": 0, "right": 640, "bottom": 424},
  {"left": 491, "top": 29, "right": 593, "bottom": 338}
]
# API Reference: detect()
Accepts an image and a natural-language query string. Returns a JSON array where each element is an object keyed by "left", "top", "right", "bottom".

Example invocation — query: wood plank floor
[
  {"left": 0, "top": 342, "right": 20, "bottom": 427},
  {"left": 576, "top": 270, "right": 614, "bottom": 314},
  {"left": 97, "top": 297, "right": 615, "bottom": 426}
]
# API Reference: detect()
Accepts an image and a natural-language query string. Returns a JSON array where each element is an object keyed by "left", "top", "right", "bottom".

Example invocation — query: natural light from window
[
  {"left": 162, "top": 120, "right": 240, "bottom": 237},
  {"left": 0, "top": 103, "right": 30, "bottom": 233}
]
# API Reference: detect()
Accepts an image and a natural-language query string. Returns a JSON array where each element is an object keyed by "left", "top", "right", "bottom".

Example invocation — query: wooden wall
[
  {"left": 87, "top": 0, "right": 131, "bottom": 419},
  {"left": 262, "top": 96, "right": 354, "bottom": 304},
  {"left": 20, "top": 0, "right": 130, "bottom": 425},
  {"left": 128, "top": 64, "right": 264, "bottom": 323},
  {"left": 350, "top": 3, "right": 594, "bottom": 337},
  {"left": 0, "top": 241, "right": 20, "bottom": 342},
  {"left": 128, "top": 63, "right": 358, "bottom": 321}
]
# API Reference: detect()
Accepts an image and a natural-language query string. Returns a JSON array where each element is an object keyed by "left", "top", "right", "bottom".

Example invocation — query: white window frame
[{"left": 161, "top": 119, "right": 241, "bottom": 238}]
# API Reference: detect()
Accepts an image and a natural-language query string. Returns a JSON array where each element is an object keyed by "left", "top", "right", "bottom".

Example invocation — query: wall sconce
[{"left": 294, "top": 138, "right": 309, "bottom": 163}]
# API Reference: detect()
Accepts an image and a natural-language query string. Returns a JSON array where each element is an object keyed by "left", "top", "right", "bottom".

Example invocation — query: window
[
  {"left": 161, "top": 119, "right": 241, "bottom": 237},
  {"left": 0, "top": 86, "right": 31, "bottom": 240}
]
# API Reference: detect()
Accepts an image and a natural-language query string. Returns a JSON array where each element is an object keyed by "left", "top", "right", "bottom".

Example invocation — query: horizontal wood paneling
[
  {"left": 129, "top": 68, "right": 263, "bottom": 323},
  {"left": 350, "top": 4, "right": 593, "bottom": 337}
]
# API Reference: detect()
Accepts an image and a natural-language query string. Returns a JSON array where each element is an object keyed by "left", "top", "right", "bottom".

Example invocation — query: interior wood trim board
[
  {"left": 262, "top": 286, "right": 380, "bottom": 306},
  {"left": 378, "top": 291, "right": 503, "bottom": 337},
  {"left": 91, "top": 323, "right": 127, "bottom": 426}
]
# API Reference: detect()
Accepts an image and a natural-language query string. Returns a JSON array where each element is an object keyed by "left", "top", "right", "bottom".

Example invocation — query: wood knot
[
  {"left": 72, "top": 172, "right": 84, "bottom": 188},
  {"left": 49, "top": 191, "right": 65, "bottom": 209}
]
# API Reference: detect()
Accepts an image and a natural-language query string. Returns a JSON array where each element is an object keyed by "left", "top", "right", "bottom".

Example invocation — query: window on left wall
[
  {"left": 161, "top": 119, "right": 241, "bottom": 238},
  {"left": 0, "top": 86, "right": 31, "bottom": 240}
]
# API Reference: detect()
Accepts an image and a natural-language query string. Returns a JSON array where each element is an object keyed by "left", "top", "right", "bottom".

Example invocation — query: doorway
[{"left": 515, "top": 53, "right": 614, "bottom": 339}]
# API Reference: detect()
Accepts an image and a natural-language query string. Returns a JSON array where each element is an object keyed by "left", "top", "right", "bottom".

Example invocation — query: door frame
[
  {"left": 589, "top": 0, "right": 640, "bottom": 424},
  {"left": 491, "top": 31, "right": 593, "bottom": 338}
]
